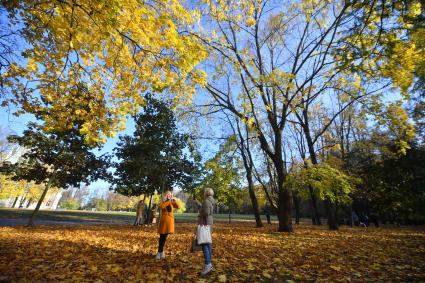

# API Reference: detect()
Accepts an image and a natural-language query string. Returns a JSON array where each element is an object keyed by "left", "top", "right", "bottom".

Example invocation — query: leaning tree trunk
[
  {"left": 27, "top": 183, "right": 51, "bottom": 227},
  {"left": 12, "top": 196, "right": 19, "bottom": 208},
  {"left": 26, "top": 198, "right": 33, "bottom": 208},
  {"left": 247, "top": 171, "right": 263, "bottom": 228},
  {"left": 19, "top": 195, "right": 27, "bottom": 208}
]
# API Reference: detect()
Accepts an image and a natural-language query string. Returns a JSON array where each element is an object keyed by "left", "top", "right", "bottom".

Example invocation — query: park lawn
[
  {"left": 0, "top": 223, "right": 424, "bottom": 282},
  {"left": 0, "top": 208, "right": 278, "bottom": 224}
]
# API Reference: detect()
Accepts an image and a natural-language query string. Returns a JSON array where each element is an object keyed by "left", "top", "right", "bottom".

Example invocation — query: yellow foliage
[
  {"left": 3, "top": 0, "right": 208, "bottom": 144},
  {"left": 381, "top": 41, "right": 420, "bottom": 95},
  {"left": 0, "top": 174, "right": 59, "bottom": 203},
  {"left": 384, "top": 102, "right": 416, "bottom": 155}
]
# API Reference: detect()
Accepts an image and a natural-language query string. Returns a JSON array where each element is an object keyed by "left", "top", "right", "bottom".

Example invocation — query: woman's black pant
[{"left": 158, "top": 234, "right": 168, "bottom": 252}]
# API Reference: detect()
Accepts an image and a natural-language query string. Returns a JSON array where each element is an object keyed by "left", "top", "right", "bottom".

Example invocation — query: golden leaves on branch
[{"left": 3, "top": 0, "right": 208, "bottom": 144}]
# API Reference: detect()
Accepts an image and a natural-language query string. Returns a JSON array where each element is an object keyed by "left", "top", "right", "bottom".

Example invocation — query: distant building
[{"left": 0, "top": 190, "right": 63, "bottom": 210}]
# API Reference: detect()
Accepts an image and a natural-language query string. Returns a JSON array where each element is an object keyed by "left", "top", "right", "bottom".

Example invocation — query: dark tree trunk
[
  {"left": 26, "top": 198, "right": 33, "bottom": 208},
  {"left": 273, "top": 130, "right": 293, "bottom": 232},
  {"left": 308, "top": 186, "right": 321, "bottom": 225},
  {"left": 19, "top": 197, "right": 27, "bottom": 208},
  {"left": 27, "top": 184, "right": 50, "bottom": 227},
  {"left": 247, "top": 172, "right": 263, "bottom": 228},
  {"left": 325, "top": 199, "right": 338, "bottom": 230},
  {"left": 311, "top": 209, "right": 316, "bottom": 225},
  {"left": 293, "top": 194, "right": 300, "bottom": 225},
  {"left": 277, "top": 188, "right": 293, "bottom": 232},
  {"left": 255, "top": 118, "right": 292, "bottom": 232},
  {"left": 335, "top": 203, "right": 339, "bottom": 225},
  {"left": 349, "top": 207, "right": 354, "bottom": 227},
  {"left": 12, "top": 196, "right": 19, "bottom": 208},
  {"left": 146, "top": 194, "right": 153, "bottom": 224}
]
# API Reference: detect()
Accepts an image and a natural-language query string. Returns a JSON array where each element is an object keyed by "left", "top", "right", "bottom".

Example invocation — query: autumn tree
[
  {"left": 193, "top": 0, "right": 423, "bottom": 231},
  {"left": 193, "top": 0, "right": 362, "bottom": 231},
  {"left": 1, "top": 0, "right": 207, "bottom": 144},
  {"left": 1, "top": 122, "right": 107, "bottom": 226}
]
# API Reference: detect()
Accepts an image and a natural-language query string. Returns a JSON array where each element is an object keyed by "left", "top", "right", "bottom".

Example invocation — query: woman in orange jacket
[{"left": 155, "top": 191, "right": 179, "bottom": 259}]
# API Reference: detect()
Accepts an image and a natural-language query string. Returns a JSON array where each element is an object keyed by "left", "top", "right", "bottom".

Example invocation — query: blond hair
[{"left": 204, "top": 187, "right": 214, "bottom": 197}]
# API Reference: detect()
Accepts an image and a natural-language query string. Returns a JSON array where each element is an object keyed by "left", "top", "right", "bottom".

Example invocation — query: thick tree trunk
[
  {"left": 27, "top": 184, "right": 50, "bottom": 227},
  {"left": 272, "top": 148, "right": 292, "bottom": 232},
  {"left": 324, "top": 199, "right": 338, "bottom": 230},
  {"left": 277, "top": 189, "right": 293, "bottom": 232},
  {"left": 247, "top": 172, "right": 263, "bottom": 228}
]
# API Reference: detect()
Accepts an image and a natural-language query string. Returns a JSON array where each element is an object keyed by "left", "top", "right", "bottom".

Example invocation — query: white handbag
[{"left": 196, "top": 225, "right": 212, "bottom": 244}]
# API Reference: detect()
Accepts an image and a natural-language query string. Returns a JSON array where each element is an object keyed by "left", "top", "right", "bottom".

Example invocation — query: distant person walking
[
  {"left": 150, "top": 204, "right": 157, "bottom": 224},
  {"left": 196, "top": 187, "right": 215, "bottom": 276},
  {"left": 155, "top": 191, "right": 179, "bottom": 260},
  {"left": 134, "top": 200, "right": 145, "bottom": 226}
]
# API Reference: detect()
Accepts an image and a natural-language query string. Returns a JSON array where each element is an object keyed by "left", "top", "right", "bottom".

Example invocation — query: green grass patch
[{"left": 0, "top": 208, "right": 278, "bottom": 224}]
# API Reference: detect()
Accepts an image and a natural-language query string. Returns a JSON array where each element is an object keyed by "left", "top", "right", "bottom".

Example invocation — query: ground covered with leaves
[{"left": 0, "top": 223, "right": 424, "bottom": 282}]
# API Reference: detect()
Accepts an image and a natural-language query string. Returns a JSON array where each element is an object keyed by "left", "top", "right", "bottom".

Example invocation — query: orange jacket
[{"left": 158, "top": 199, "right": 179, "bottom": 234}]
